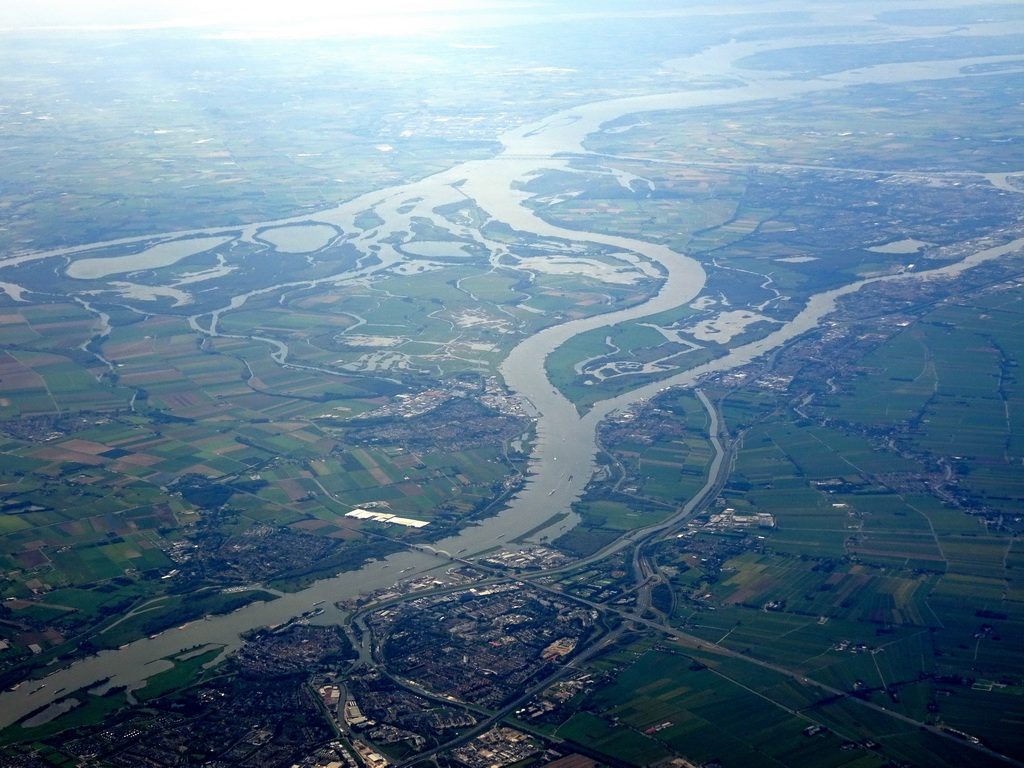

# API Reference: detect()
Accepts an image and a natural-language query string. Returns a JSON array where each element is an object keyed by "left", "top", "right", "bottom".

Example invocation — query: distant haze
[{"left": 0, "top": 0, "right": 519, "bottom": 31}]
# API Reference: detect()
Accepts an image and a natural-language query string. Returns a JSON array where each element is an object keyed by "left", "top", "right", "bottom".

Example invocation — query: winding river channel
[{"left": 3, "top": 34, "right": 1024, "bottom": 726}]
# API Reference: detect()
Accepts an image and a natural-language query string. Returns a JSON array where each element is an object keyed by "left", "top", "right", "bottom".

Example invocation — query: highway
[{"left": 340, "top": 386, "right": 1024, "bottom": 768}]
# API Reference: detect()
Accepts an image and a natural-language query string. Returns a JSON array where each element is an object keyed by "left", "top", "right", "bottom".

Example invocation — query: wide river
[{"left": 2, "top": 37, "right": 1024, "bottom": 726}]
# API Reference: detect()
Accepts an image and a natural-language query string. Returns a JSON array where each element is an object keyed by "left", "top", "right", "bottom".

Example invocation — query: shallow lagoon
[
  {"left": 868, "top": 238, "right": 931, "bottom": 254},
  {"left": 257, "top": 223, "right": 338, "bottom": 253},
  {"left": 66, "top": 235, "right": 235, "bottom": 279}
]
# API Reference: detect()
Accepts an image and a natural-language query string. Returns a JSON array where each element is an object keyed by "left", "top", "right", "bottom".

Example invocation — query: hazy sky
[
  {"left": 0, "top": 1, "right": 778, "bottom": 35},
  {"left": 0, "top": 0, "right": 520, "bottom": 31}
]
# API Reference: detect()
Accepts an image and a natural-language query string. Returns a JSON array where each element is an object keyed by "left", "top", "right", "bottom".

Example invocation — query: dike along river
[{"left": 2, "top": 39, "right": 1024, "bottom": 727}]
